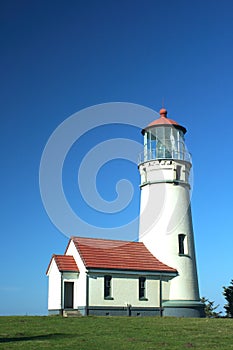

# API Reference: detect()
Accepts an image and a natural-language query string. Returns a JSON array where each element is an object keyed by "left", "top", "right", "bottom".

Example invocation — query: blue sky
[{"left": 1, "top": 0, "right": 233, "bottom": 315}]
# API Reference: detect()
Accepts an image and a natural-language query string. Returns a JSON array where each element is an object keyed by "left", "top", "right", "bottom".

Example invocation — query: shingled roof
[
  {"left": 46, "top": 254, "right": 79, "bottom": 274},
  {"left": 69, "top": 236, "right": 176, "bottom": 274}
]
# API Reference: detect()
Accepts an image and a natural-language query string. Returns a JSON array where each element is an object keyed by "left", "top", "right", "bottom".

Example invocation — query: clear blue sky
[{"left": 1, "top": 0, "right": 233, "bottom": 315}]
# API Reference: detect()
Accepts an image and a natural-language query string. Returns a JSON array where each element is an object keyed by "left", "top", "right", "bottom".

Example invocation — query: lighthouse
[{"left": 138, "top": 108, "right": 204, "bottom": 317}]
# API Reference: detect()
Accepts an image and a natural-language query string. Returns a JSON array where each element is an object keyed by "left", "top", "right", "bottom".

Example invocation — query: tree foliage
[
  {"left": 223, "top": 279, "right": 233, "bottom": 317},
  {"left": 201, "top": 297, "right": 222, "bottom": 318}
]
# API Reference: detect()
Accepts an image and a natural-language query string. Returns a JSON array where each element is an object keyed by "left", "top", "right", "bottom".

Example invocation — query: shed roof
[
  {"left": 46, "top": 254, "right": 79, "bottom": 274},
  {"left": 69, "top": 236, "right": 176, "bottom": 274}
]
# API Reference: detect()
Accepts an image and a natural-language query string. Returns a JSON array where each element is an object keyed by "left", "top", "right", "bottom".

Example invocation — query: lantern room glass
[{"left": 143, "top": 126, "right": 189, "bottom": 162}]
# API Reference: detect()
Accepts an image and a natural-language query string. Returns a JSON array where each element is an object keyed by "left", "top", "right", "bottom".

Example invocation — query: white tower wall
[{"left": 139, "top": 159, "right": 199, "bottom": 302}]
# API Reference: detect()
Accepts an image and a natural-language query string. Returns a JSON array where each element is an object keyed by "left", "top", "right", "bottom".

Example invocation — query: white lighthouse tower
[{"left": 138, "top": 108, "right": 204, "bottom": 317}]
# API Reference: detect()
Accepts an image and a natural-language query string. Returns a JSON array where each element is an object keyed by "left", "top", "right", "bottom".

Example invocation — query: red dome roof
[{"left": 143, "top": 108, "right": 186, "bottom": 134}]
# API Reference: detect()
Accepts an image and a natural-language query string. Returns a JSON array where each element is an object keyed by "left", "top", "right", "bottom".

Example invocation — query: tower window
[
  {"left": 139, "top": 277, "right": 147, "bottom": 300},
  {"left": 176, "top": 165, "right": 182, "bottom": 180},
  {"left": 178, "top": 234, "right": 187, "bottom": 255},
  {"left": 104, "top": 275, "right": 112, "bottom": 299}
]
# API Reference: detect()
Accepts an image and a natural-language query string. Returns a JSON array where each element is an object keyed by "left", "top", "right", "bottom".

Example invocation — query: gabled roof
[
  {"left": 46, "top": 254, "right": 79, "bottom": 275},
  {"left": 69, "top": 236, "right": 176, "bottom": 274}
]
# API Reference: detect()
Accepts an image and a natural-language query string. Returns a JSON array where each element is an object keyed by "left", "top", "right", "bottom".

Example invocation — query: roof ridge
[
  {"left": 70, "top": 236, "right": 137, "bottom": 243},
  {"left": 71, "top": 236, "right": 141, "bottom": 244}
]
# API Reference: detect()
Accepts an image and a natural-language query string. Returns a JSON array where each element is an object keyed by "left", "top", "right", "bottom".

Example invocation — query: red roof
[
  {"left": 70, "top": 236, "right": 176, "bottom": 273},
  {"left": 143, "top": 108, "right": 186, "bottom": 134},
  {"left": 46, "top": 254, "right": 79, "bottom": 274}
]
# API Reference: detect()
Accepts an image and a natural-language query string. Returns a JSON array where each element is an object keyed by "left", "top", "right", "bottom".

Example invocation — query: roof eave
[
  {"left": 86, "top": 267, "right": 177, "bottom": 277},
  {"left": 142, "top": 123, "right": 187, "bottom": 135},
  {"left": 59, "top": 270, "right": 79, "bottom": 273}
]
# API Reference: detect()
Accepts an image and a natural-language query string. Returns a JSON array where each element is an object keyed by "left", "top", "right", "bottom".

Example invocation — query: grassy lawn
[{"left": 0, "top": 316, "right": 233, "bottom": 349}]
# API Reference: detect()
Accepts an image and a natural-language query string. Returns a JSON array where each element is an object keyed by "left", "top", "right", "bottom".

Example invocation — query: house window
[
  {"left": 178, "top": 234, "right": 187, "bottom": 255},
  {"left": 139, "top": 277, "right": 146, "bottom": 300},
  {"left": 104, "top": 275, "right": 112, "bottom": 299}
]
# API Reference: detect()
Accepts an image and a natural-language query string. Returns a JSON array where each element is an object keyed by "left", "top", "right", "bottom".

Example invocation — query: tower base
[{"left": 163, "top": 300, "right": 205, "bottom": 318}]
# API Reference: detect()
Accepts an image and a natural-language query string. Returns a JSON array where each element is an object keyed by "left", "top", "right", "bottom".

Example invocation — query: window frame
[
  {"left": 178, "top": 233, "right": 188, "bottom": 256},
  {"left": 139, "top": 276, "right": 148, "bottom": 301},
  {"left": 104, "top": 275, "right": 113, "bottom": 300}
]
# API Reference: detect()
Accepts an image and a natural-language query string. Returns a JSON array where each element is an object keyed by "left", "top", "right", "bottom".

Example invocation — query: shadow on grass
[{"left": 0, "top": 333, "right": 75, "bottom": 343}]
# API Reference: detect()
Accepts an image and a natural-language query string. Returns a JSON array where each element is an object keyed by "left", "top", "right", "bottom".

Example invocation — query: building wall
[
  {"left": 62, "top": 272, "right": 79, "bottom": 309},
  {"left": 47, "top": 259, "right": 61, "bottom": 311},
  {"left": 65, "top": 240, "right": 87, "bottom": 308},
  {"left": 162, "top": 279, "right": 171, "bottom": 301},
  {"left": 88, "top": 273, "right": 160, "bottom": 308}
]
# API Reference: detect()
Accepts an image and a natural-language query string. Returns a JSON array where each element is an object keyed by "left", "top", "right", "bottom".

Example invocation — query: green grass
[{"left": 0, "top": 316, "right": 233, "bottom": 349}]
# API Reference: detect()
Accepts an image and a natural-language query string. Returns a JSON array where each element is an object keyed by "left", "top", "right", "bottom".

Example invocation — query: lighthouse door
[{"left": 64, "top": 282, "right": 74, "bottom": 309}]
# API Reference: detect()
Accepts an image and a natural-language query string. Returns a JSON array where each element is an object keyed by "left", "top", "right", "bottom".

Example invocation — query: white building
[
  {"left": 47, "top": 237, "right": 177, "bottom": 316},
  {"left": 46, "top": 108, "right": 205, "bottom": 317}
]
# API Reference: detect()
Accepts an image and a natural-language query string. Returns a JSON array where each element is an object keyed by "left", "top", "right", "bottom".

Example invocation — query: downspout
[
  {"left": 86, "top": 273, "right": 89, "bottom": 316},
  {"left": 159, "top": 275, "right": 163, "bottom": 317},
  {"left": 61, "top": 272, "right": 63, "bottom": 316}
]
